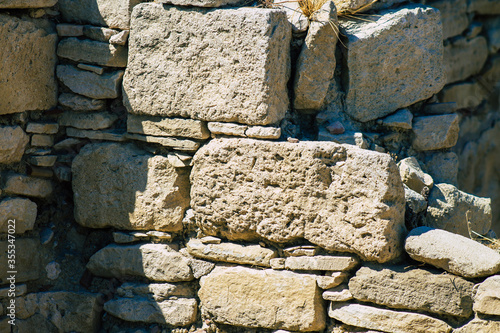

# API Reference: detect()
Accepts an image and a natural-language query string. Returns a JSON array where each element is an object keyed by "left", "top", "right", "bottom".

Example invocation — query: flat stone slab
[
  {"left": 26, "top": 123, "right": 59, "bottom": 134},
  {"left": 191, "top": 138, "right": 406, "bottom": 263},
  {"left": 0, "top": 0, "right": 57, "bottom": 8},
  {"left": 0, "top": 198, "right": 37, "bottom": 234},
  {"left": 341, "top": 5, "right": 444, "bottom": 122},
  {"left": 322, "top": 284, "right": 353, "bottom": 301},
  {"left": 116, "top": 282, "right": 194, "bottom": 299},
  {"left": 59, "top": 111, "right": 118, "bottom": 130},
  {"left": 405, "top": 227, "right": 500, "bottom": 278},
  {"left": 57, "top": 38, "right": 128, "bottom": 67},
  {"left": 72, "top": 143, "right": 190, "bottom": 231},
  {"left": 199, "top": 266, "right": 325, "bottom": 331},
  {"left": 123, "top": 4, "right": 291, "bottom": 126},
  {"left": 0, "top": 15, "right": 57, "bottom": 114},
  {"left": 454, "top": 318, "right": 500, "bottom": 333},
  {"left": 126, "top": 133, "right": 200, "bottom": 151},
  {"left": 473, "top": 275, "right": 500, "bottom": 316},
  {"left": 156, "top": 0, "right": 242, "bottom": 7},
  {"left": 328, "top": 303, "right": 452, "bottom": 333},
  {"left": 412, "top": 114, "right": 459, "bottom": 151},
  {"left": 284, "top": 255, "right": 359, "bottom": 271},
  {"left": 87, "top": 243, "right": 193, "bottom": 282},
  {"left": 58, "top": 93, "right": 106, "bottom": 111},
  {"left": 67, "top": 128, "right": 126, "bottom": 142},
  {"left": 57, "top": 65, "right": 124, "bottom": 99},
  {"left": 208, "top": 122, "right": 248, "bottom": 137},
  {"left": 0, "top": 126, "right": 29, "bottom": 164},
  {"left": 186, "top": 239, "right": 277, "bottom": 267},
  {"left": 349, "top": 265, "right": 474, "bottom": 317},
  {"left": 127, "top": 114, "right": 210, "bottom": 140},
  {"left": 4, "top": 174, "right": 53, "bottom": 198},
  {"left": 443, "top": 36, "right": 488, "bottom": 84}
]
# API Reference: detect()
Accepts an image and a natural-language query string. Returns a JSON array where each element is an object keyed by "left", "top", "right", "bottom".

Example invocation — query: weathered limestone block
[
  {"left": 128, "top": 114, "right": 210, "bottom": 140},
  {"left": 191, "top": 138, "right": 406, "bottom": 263},
  {"left": 4, "top": 174, "right": 53, "bottom": 198},
  {"left": 316, "top": 272, "right": 347, "bottom": 289},
  {"left": 412, "top": 114, "right": 459, "bottom": 151},
  {"left": 277, "top": 0, "right": 309, "bottom": 34},
  {"left": 405, "top": 227, "right": 500, "bottom": 278},
  {"left": 179, "top": 248, "right": 216, "bottom": 279},
  {"left": 57, "top": 65, "right": 124, "bottom": 99},
  {"left": 322, "top": 284, "right": 353, "bottom": 301},
  {"left": 72, "top": 143, "right": 190, "bottom": 231},
  {"left": 294, "top": 1, "right": 338, "bottom": 110},
  {"left": 59, "top": 111, "right": 117, "bottom": 131},
  {"left": 104, "top": 297, "right": 197, "bottom": 325},
  {"left": 186, "top": 239, "right": 277, "bottom": 267},
  {"left": 404, "top": 185, "right": 427, "bottom": 214},
  {"left": 429, "top": 0, "right": 468, "bottom": 39},
  {"left": 438, "top": 81, "right": 487, "bottom": 110},
  {"left": 0, "top": 126, "right": 29, "bottom": 164},
  {"left": 245, "top": 126, "right": 281, "bottom": 139},
  {"left": 199, "top": 266, "right": 325, "bottom": 331},
  {"left": 455, "top": 318, "right": 500, "bottom": 333},
  {"left": 156, "top": 0, "right": 242, "bottom": 7},
  {"left": 341, "top": 5, "right": 444, "bottom": 122},
  {"left": 207, "top": 122, "right": 248, "bottom": 137},
  {"left": 473, "top": 275, "right": 500, "bottom": 316},
  {"left": 116, "top": 282, "right": 194, "bottom": 299},
  {"left": 318, "top": 130, "right": 369, "bottom": 149},
  {"left": 16, "top": 292, "right": 101, "bottom": 332},
  {"left": 381, "top": 109, "right": 413, "bottom": 130},
  {"left": 284, "top": 255, "right": 359, "bottom": 271},
  {"left": 87, "top": 243, "right": 193, "bottom": 282},
  {"left": 126, "top": 133, "right": 200, "bottom": 151},
  {"left": 398, "top": 157, "right": 433, "bottom": 194},
  {"left": 57, "top": 38, "right": 128, "bottom": 67},
  {"left": 26, "top": 123, "right": 59, "bottom": 134},
  {"left": 0, "top": 15, "right": 57, "bottom": 115},
  {"left": 444, "top": 36, "right": 488, "bottom": 84},
  {"left": 58, "top": 0, "right": 145, "bottom": 30},
  {"left": 424, "top": 152, "right": 458, "bottom": 186},
  {"left": 124, "top": 4, "right": 291, "bottom": 126},
  {"left": 31, "top": 134, "right": 54, "bottom": 147},
  {"left": 58, "top": 93, "right": 106, "bottom": 111},
  {"left": 67, "top": 128, "right": 125, "bottom": 142},
  {"left": 349, "top": 266, "right": 474, "bottom": 317},
  {"left": 0, "top": 0, "right": 57, "bottom": 8},
  {"left": 56, "top": 24, "right": 83, "bottom": 37},
  {"left": 0, "top": 239, "right": 40, "bottom": 283},
  {"left": 328, "top": 303, "right": 452, "bottom": 333},
  {"left": 0, "top": 198, "right": 37, "bottom": 234}
]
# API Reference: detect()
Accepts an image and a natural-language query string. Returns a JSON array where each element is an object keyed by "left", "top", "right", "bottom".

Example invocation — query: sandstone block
[
  {"left": 341, "top": 5, "right": 444, "bottom": 122},
  {"left": 179, "top": 248, "right": 216, "bottom": 279},
  {"left": 322, "top": 284, "right": 353, "bottom": 301},
  {"left": 454, "top": 318, "right": 500, "bottom": 333},
  {"left": 284, "top": 255, "right": 359, "bottom": 271},
  {"left": 328, "top": 303, "right": 452, "bottom": 333},
  {"left": 26, "top": 123, "right": 59, "bottom": 134},
  {"left": 405, "top": 227, "right": 500, "bottom": 278},
  {"left": 199, "top": 266, "right": 325, "bottom": 331},
  {"left": 82, "top": 25, "right": 119, "bottom": 42},
  {"left": 444, "top": 36, "right": 488, "bottom": 84},
  {"left": 57, "top": 37, "right": 128, "bottom": 67},
  {"left": 191, "top": 138, "right": 406, "bottom": 263},
  {"left": 316, "top": 272, "right": 347, "bottom": 289},
  {"left": 208, "top": 122, "right": 248, "bottom": 137},
  {"left": 412, "top": 114, "right": 459, "bottom": 151},
  {"left": 349, "top": 265, "right": 474, "bottom": 317},
  {"left": 0, "top": 0, "right": 57, "bottom": 8},
  {"left": 0, "top": 126, "right": 29, "bottom": 164},
  {"left": 59, "top": 111, "right": 118, "bottom": 130},
  {"left": 127, "top": 114, "right": 210, "bottom": 140},
  {"left": 424, "top": 152, "right": 458, "bottom": 186},
  {"left": 72, "top": 143, "right": 190, "bottom": 231},
  {"left": 0, "top": 15, "right": 57, "bottom": 115},
  {"left": 58, "top": 93, "right": 106, "bottom": 111},
  {"left": 66, "top": 128, "right": 126, "bottom": 142},
  {"left": 57, "top": 65, "right": 124, "bottom": 99},
  {"left": 398, "top": 157, "right": 433, "bottom": 194},
  {"left": 0, "top": 239, "right": 40, "bottom": 283},
  {"left": 429, "top": 0, "right": 468, "bottom": 39},
  {"left": 0, "top": 198, "right": 37, "bottom": 234},
  {"left": 473, "top": 275, "right": 500, "bottom": 316},
  {"left": 381, "top": 109, "right": 413, "bottom": 130},
  {"left": 124, "top": 4, "right": 291, "bottom": 126},
  {"left": 109, "top": 30, "right": 129, "bottom": 45},
  {"left": 116, "top": 282, "right": 194, "bottom": 299},
  {"left": 31, "top": 134, "right": 54, "bottom": 147},
  {"left": 4, "top": 174, "right": 53, "bottom": 198},
  {"left": 126, "top": 133, "right": 200, "bottom": 151},
  {"left": 186, "top": 239, "right": 277, "bottom": 267},
  {"left": 87, "top": 243, "right": 193, "bottom": 282},
  {"left": 245, "top": 126, "right": 281, "bottom": 139}
]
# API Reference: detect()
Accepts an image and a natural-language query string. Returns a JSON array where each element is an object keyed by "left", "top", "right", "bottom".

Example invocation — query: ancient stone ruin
[{"left": 1, "top": 0, "right": 500, "bottom": 332}]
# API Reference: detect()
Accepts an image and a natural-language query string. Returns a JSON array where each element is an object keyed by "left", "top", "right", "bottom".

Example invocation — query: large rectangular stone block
[
  {"left": 0, "top": 15, "right": 57, "bottom": 115},
  {"left": 191, "top": 138, "right": 406, "bottom": 263},
  {"left": 341, "top": 5, "right": 444, "bottom": 122},
  {"left": 123, "top": 3, "right": 291, "bottom": 126}
]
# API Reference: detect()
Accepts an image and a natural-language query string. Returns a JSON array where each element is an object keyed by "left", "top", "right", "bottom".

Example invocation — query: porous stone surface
[
  {"left": 191, "top": 138, "right": 405, "bottom": 263},
  {"left": 207, "top": 122, "right": 248, "bottom": 137},
  {"left": 381, "top": 109, "right": 413, "bottom": 130},
  {"left": 58, "top": 0, "right": 145, "bottom": 30},
  {"left": 316, "top": 272, "right": 347, "bottom": 289},
  {"left": 404, "top": 185, "right": 427, "bottom": 214},
  {"left": 123, "top": 4, "right": 291, "bottom": 126},
  {"left": 57, "top": 38, "right": 128, "bottom": 67},
  {"left": 58, "top": 93, "right": 106, "bottom": 111},
  {"left": 322, "top": 284, "right": 353, "bottom": 302},
  {"left": 277, "top": 0, "right": 309, "bottom": 33},
  {"left": 328, "top": 303, "right": 452, "bottom": 333},
  {"left": 72, "top": 143, "right": 190, "bottom": 231},
  {"left": 443, "top": 36, "right": 488, "bottom": 84},
  {"left": 59, "top": 112, "right": 118, "bottom": 130},
  {"left": 116, "top": 282, "right": 194, "bottom": 299},
  {"left": 179, "top": 248, "right": 216, "bottom": 279},
  {"left": 284, "top": 255, "right": 359, "bottom": 271},
  {"left": 349, "top": 266, "right": 474, "bottom": 317},
  {"left": 473, "top": 275, "right": 500, "bottom": 316},
  {"left": 0, "top": 126, "right": 29, "bottom": 164},
  {"left": 0, "top": 15, "right": 57, "bottom": 115},
  {"left": 398, "top": 157, "right": 433, "bottom": 194},
  {"left": 294, "top": 0, "right": 338, "bottom": 110},
  {"left": 57, "top": 65, "right": 124, "bottom": 99},
  {"left": 0, "top": 198, "right": 37, "bottom": 234},
  {"left": 156, "top": 0, "right": 243, "bottom": 7},
  {"left": 412, "top": 114, "right": 459, "bottom": 151},
  {"left": 186, "top": 239, "right": 277, "bottom": 267},
  {"left": 341, "top": 5, "right": 444, "bottom": 122},
  {"left": 199, "top": 266, "right": 325, "bottom": 331},
  {"left": 0, "top": 238, "right": 40, "bottom": 283},
  {"left": 405, "top": 227, "right": 500, "bottom": 278},
  {"left": 4, "top": 174, "right": 53, "bottom": 198},
  {"left": 128, "top": 114, "right": 210, "bottom": 140},
  {"left": 430, "top": 0, "right": 468, "bottom": 39},
  {"left": 87, "top": 243, "right": 193, "bottom": 282},
  {"left": 245, "top": 126, "right": 281, "bottom": 139},
  {"left": 454, "top": 318, "right": 500, "bottom": 333},
  {"left": 0, "top": 0, "right": 57, "bottom": 8}
]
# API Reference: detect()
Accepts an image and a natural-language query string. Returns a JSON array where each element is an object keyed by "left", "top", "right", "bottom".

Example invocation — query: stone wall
[{"left": 1, "top": 0, "right": 500, "bottom": 332}]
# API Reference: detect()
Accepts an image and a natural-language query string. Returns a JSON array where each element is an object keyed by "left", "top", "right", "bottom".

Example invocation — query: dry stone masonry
[{"left": 1, "top": 0, "right": 500, "bottom": 332}]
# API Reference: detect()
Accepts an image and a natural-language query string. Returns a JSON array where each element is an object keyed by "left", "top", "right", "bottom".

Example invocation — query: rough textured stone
[
  {"left": 186, "top": 239, "right": 277, "bottom": 267},
  {"left": 430, "top": 0, "right": 468, "bottom": 39},
  {"left": 124, "top": 4, "right": 291, "bottom": 126},
  {"left": 26, "top": 123, "right": 59, "bottom": 134},
  {"left": 334, "top": 0, "right": 379, "bottom": 13},
  {"left": 398, "top": 157, "right": 433, "bottom": 194},
  {"left": 128, "top": 114, "right": 211, "bottom": 140},
  {"left": 318, "top": 130, "right": 369, "bottom": 149},
  {"left": 156, "top": 0, "right": 242, "bottom": 7},
  {"left": 341, "top": 5, "right": 444, "bottom": 122},
  {"left": 199, "top": 266, "right": 325, "bottom": 331},
  {"left": 404, "top": 185, "right": 427, "bottom": 214},
  {"left": 438, "top": 81, "right": 487, "bottom": 110},
  {"left": 426, "top": 183, "right": 491, "bottom": 237},
  {"left": 29, "top": 155, "right": 57, "bottom": 167},
  {"left": 57, "top": 65, "right": 124, "bottom": 99},
  {"left": 58, "top": 0, "right": 145, "bottom": 30},
  {"left": 0, "top": 0, "right": 57, "bottom": 8},
  {"left": 66, "top": 128, "right": 126, "bottom": 142},
  {"left": 473, "top": 275, "right": 500, "bottom": 316},
  {"left": 322, "top": 284, "right": 353, "bottom": 301},
  {"left": 191, "top": 138, "right": 405, "bottom": 263},
  {"left": 87, "top": 243, "right": 193, "bottom": 282},
  {"left": 58, "top": 38, "right": 127, "bottom": 68},
  {"left": 116, "top": 282, "right": 194, "bottom": 299},
  {"left": 285, "top": 255, "right": 359, "bottom": 271},
  {"left": 4, "top": 174, "right": 53, "bottom": 198},
  {"left": 104, "top": 297, "right": 197, "bottom": 325},
  {"left": 77, "top": 63, "right": 105, "bottom": 75},
  {"left": 381, "top": 109, "right": 413, "bottom": 129},
  {"left": 405, "top": 227, "right": 500, "bottom": 278},
  {"left": 56, "top": 24, "right": 83, "bottom": 37},
  {"left": 0, "top": 15, "right": 57, "bottom": 115},
  {"left": 0, "top": 198, "right": 37, "bottom": 234},
  {"left": 328, "top": 303, "right": 452, "bottom": 333},
  {"left": 316, "top": 272, "right": 347, "bottom": 289},
  {"left": 15, "top": 292, "right": 100, "bottom": 332},
  {"left": 276, "top": 0, "right": 309, "bottom": 33},
  {"left": 0, "top": 238, "right": 40, "bottom": 283},
  {"left": 109, "top": 30, "right": 129, "bottom": 45},
  {"left": 294, "top": 1, "right": 338, "bottom": 110},
  {"left": 72, "top": 143, "right": 190, "bottom": 231},
  {"left": 284, "top": 245, "right": 319, "bottom": 257},
  {"left": 454, "top": 318, "right": 500, "bottom": 333},
  {"left": 349, "top": 265, "right": 474, "bottom": 317},
  {"left": 0, "top": 126, "right": 29, "bottom": 164},
  {"left": 126, "top": 133, "right": 200, "bottom": 151},
  {"left": 444, "top": 36, "right": 488, "bottom": 84},
  {"left": 31, "top": 134, "right": 54, "bottom": 147},
  {"left": 424, "top": 152, "right": 459, "bottom": 186},
  {"left": 58, "top": 93, "right": 106, "bottom": 111},
  {"left": 207, "top": 122, "right": 248, "bottom": 137},
  {"left": 82, "top": 25, "right": 119, "bottom": 42},
  {"left": 59, "top": 111, "right": 118, "bottom": 130},
  {"left": 412, "top": 114, "right": 459, "bottom": 151},
  {"left": 179, "top": 248, "right": 216, "bottom": 279}
]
